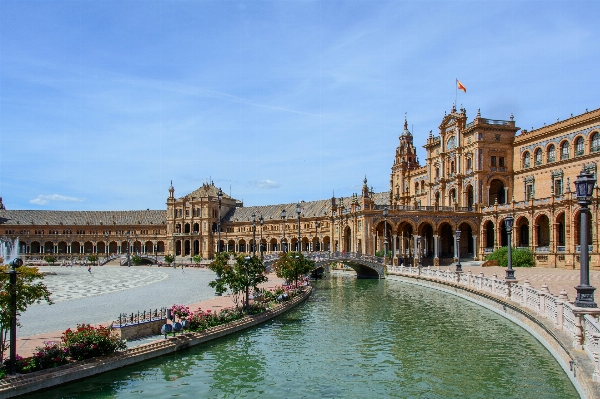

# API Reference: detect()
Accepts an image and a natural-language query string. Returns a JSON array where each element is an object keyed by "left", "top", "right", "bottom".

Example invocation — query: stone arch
[
  {"left": 457, "top": 222, "right": 473, "bottom": 257},
  {"left": 515, "top": 215, "right": 530, "bottom": 247},
  {"left": 57, "top": 241, "right": 68, "bottom": 254},
  {"left": 84, "top": 241, "right": 94, "bottom": 253},
  {"left": 184, "top": 239, "right": 191, "bottom": 256},
  {"left": 448, "top": 187, "right": 457, "bottom": 206},
  {"left": 555, "top": 212, "right": 566, "bottom": 247},
  {"left": 269, "top": 237, "right": 278, "bottom": 252},
  {"left": 535, "top": 213, "right": 551, "bottom": 248},
  {"left": 193, "top": 223, "right": 200, "bottom": 233},
  {"left": 574, "top": 135, "right": 585, "bottom": 156},
  {"left": 109, "top": 241, "right": 118, "bottom": 254},
  {"left": 522, "top": 150, "right": 531, "bottom": 169},
  {"left": 301, "top": 237, "right": 310, "bottom": 252},
  {"left": 533, "top": 147, "right": 543, "bottom": 166},
  {"left": 489, "top": 178, "right": 507, "bottom": 205},
  {"left": 96, "top": 241, "right": 106, "bottom": 254},
  {"left": 590, "top": 131, "right": 600, "bottom": 153},
  {"left": 323, "top": 236, "right": 331, "bottom": 251},
  {"left": 227, "top": 240, "right": 235, "bottom": 252},
  {"left": 175, "top": 240, "right": 182, "bottom": 256},
  {"left": 465, "top": 184, "right": 474, "bottom": 209},
  {"left": 418, "top": 222, "right": 435, "bottom": 260},
  {"left": 546, "top": 143, "right": 556, "bottom": 163},
  {"left": 375, "top": 219, "right": 392, "bottom": 254},
  {"left": 343, "top": 226, "right": 352, "bottom": 252},
  {"left": 239, "top": 239, "right": 246, "bottom": 253},
  {"left": 438, "top": 222, "right": 454, "bottom": 258},
  {"left": 483, "top": 220, "right": 495, "bottom": 249},
  {"left": 184, "top": 223, "right": 191, "bottom": 234},
  {"left": 144, "top": 240, "right": 153, "bottom": 253}
]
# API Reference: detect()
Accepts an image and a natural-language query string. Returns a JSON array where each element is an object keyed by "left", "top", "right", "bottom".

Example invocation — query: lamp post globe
[{"left": 574, "top": 168, "right": 597, "bottom": 308}]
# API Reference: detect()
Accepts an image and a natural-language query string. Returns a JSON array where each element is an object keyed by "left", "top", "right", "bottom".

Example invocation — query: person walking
[{"left": 88, "top": 265, "right": 92, "bottom": 274}]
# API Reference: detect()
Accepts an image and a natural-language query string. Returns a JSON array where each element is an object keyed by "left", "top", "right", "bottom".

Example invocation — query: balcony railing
[
  {"left": 576, "top": 245, "right": 594, "bottom": 253},
  {"left": 557, "top": 246, "right": 566, "bottom": 253},
  {"left": 484, "top": 247, "right": 494, "bottom": 253},
  {"left": 536, "top": 246, "right": 550, "bottom": 253}
]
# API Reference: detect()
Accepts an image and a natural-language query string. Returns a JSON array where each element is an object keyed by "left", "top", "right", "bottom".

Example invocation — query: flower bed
[{"left": 1, "top": 324, "right": 126, "bottom": 375}]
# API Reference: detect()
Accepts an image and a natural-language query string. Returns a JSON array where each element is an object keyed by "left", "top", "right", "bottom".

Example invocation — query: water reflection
[{"left": 23, "top": 275, "right": 578, "bottom": 398}]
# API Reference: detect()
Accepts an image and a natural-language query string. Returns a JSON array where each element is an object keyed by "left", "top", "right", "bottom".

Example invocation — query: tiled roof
[
  {"left": 0, "top": 210, "right": 167, "bottom": 226},
  {"left": 223, "top": 192, "right": 389, "bottom": 223},
  {"left": 179, "top": 183, "right": 233, "bottom": 201}
]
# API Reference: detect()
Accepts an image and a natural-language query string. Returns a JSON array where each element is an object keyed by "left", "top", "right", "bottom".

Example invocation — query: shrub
[
  {"left": 28, "top": 342, "right": 70, "bottom": 372},
  {"left": 62, "top": 324, "right": 126, "bottom": 361},
  {"left": 485, "top": 246, "right": 534, "bottom": 267}
]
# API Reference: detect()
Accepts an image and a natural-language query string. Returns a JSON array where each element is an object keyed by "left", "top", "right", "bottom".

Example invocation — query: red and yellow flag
[{"left": 457, "top": 80, "right": 466, "bottom": 93}]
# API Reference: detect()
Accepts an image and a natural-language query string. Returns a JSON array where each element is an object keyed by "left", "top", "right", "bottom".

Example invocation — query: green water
[{"left": 29, "top": 275, "right": 578, "bottom": 398}]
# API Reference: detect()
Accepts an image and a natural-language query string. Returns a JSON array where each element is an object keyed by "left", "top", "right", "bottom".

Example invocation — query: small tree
[
  {"left": 0, "top": 265, "right": 53, "bottom": 365},
  {"left": 272, "top": 251, "right": 314, "bottom": 287},
  {"left": 164, "top": 254, "right": 175, "bottom": 267},
  {"left": 87, "top": 255, "right": 98, "bottom": 266},
  {"left": 192, "top": 255, "right": 203, "bottom": 266},
  {"left": 44, "top": 255, "right": 57, "bottom": 266},
  {"left": 208, "top": 253, "right": 268, "bottom": 311},
  {"left": 131, "top": 254, "right": 142, "bottom": 266}
]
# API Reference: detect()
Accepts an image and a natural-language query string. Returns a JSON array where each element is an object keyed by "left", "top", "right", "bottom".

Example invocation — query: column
[
  {"left": 472, "top": 235, "right": 477, "bottom": 259},
  {"left": 504, "top": 187, "right": 509, "bottom": 204},
  {"left": 433, "top": 235, "right": 439, "bottom": 259},
  {"left": 453, "top": 234, "right": 457, "bottom": 258},
  {"left": 392, "top": 234, "right": 397, "bottom": 261}
]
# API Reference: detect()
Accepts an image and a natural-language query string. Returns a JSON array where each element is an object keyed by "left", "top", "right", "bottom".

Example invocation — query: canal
[{"left": 29, "top": 274, "right": 578, "bottom": 398}]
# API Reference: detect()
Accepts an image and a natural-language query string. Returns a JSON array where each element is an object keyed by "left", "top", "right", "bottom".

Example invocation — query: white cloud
[
  {"left": 251, "top": 180, "right": 280, "bottom": 189},
  {"left": 29, "top": 194, "right": 85, "bottom": 205}
]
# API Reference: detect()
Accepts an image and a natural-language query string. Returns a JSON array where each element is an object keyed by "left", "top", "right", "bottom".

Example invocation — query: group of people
[{"left": 59, "top": 260, "right": 93, "bottom": 273}]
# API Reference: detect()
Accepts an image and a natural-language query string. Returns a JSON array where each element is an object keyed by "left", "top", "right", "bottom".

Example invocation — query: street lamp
[
  {"left": 217, "top": 188, "right": 223, "bottom": 253},
  {"left": 154, "top": 233, "right": 158, "bottom": 265},
  {"left": 574, "top": 168, "right": 597, "bottom": 308},
  {"left": 314, "top": 221, "right": 320, "bottom": 252},
  {"left": 504, "top": 215, "right": 516, "bottom": 280},
  {"left": 455, "top": 229, "right": 462, "bottom": 272},
  {"left": 244, "top": 255, "right": 251, "bottom": 314},
  {"left": 259, "top": 215, "right": 264, "bottom": 260},
  {"left": 281, "top": 208, "right": 287, "bottom": 253},
  {"left": 105, "top": 231, "right": 109, "bottom": 262},
  {"left": 296, "top": 202, "right": 302, "bottom": 252},
  {"left": 383, "top": 207, "right": 388, "bottom": 262},
  {"left": 251, "top": 211, "right": 257, "bottom": 256},
  {"left": 126, "top": 231, "right": 131, "bottom": 267},
  {"left": 7, "top": 258, "right": 23, "bottom": 374},
  {"left": 134, "top": 233, "right": 138, "bottom": 256},
  {"left": 417, "top": 235, "right": 422, "bottom": 266}
]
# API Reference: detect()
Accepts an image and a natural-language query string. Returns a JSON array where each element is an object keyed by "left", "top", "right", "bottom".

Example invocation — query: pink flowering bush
[
  {"left": 62, "top": 324, "right": 126, "bottom": 361},
  {"left": 170, "top": 304, "right": 191, "bottom": 320},
  {"left": 187, "top": 307, "right": 244, "bottom": 331}
]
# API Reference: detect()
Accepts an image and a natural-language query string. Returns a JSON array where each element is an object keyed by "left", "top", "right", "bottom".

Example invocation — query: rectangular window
[
  {"left": 554, "top": 179, "right": 563, "bottom": 196},
  {"left": 499, "top": 157, "right": 505, "bottom": 167},
  {"left": 526, "top": 184, "right": 534, "bottom": 200},
  {"left": 491, "top": 156, "right": 497, "bottom": 167}
]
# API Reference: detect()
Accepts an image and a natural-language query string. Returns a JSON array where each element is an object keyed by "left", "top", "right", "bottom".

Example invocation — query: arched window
[
  {"left": 547, "top": 144, "right": 556, "bottom": 162},
  {"left": 575, "top": 137, "right": 584, "bottom": 156},
  {"left": 414, "top": 182, "right": 419, "bottom": 194},
  {"left": 523, "top": 152, "right": 531, "bottom": 168},
  {"left": 421, "top": 180, "right": 425, "bottom": 193},
  {"left": 534, "top": 149, "right": 542, "bottom": 166},
  {"left": 592, "top": 133, "right": 600, "bottom": 153},
  {"left": 435, "top": 167, "right": 440, "bottom": 178},
  {"left": 467, "top": 157, "right": 472, "bottom": 170},
  {"left": 561, "top": 141, "right": 569, "bottom": 160}
]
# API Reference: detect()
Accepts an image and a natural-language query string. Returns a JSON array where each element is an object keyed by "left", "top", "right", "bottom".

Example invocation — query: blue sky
[{"left": 1, "top": 1, "right": 598, "bottom": 211}]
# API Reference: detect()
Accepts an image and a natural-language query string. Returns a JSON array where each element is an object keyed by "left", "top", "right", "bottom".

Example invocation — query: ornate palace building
[{"left": 2, "top": 106, "right": 599, "bottom": 268}]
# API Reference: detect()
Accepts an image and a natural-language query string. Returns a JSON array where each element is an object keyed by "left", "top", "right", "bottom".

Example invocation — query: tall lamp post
[
  {"left": 217, "top": 188, "right": 223, "bottom": 253},
  {"left": 505, "top": 216, "right": 516, "bottom": 280},
  {"left": 8, "top": 258, "right": 23, "bottom": 374},
  {"left": 296, "top": 202, "right": 302, "bottom": 252},
  {"left": 417, "top": 235, "right": 422, "bottom": 266},
  {"left": 251, "top": 211, "right": 257, "bottom": 257},
  {"left": 314, "top": 221, "right": 320, "bottom": 252},
  {"left": 455, "top": 229, "right": 462, "bottom": 272},
  {"left": 259, "top": 215, "right": 264, "bottom": 260},
  {"left": 105, "top": 231, "right": 109, "bottom": 262},
  {"left": 281, "top": 208, "right": 287, "bottom": 252},
  {"left": 575, "top": 168, "right": 597, "bottom": 308},
  {"left": 244, "top": 255, "right": 251, "bottom": 314},
  {"left": 383, "top": 207, "right": 388, "bottom": 263},
  {"left": 154, "top": 233, "right": 158, "bottom": 264},
  {"left": 126, "top": 231, "right": 131, "bottom": 267}
]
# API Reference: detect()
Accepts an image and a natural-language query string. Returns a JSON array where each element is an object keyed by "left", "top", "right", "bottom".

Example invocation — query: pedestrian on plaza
[
  {"left": 399, "top": 257, "right": 403, "bottom": 266},
  {"left": 181, "top": 264, "right": 185, "bottom": 273},
  {"left": 88, "top": 265, "right": 92, "bottom": 274}
]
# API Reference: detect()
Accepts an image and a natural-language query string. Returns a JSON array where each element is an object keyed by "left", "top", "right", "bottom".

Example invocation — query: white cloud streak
[{"left": 29, "top": 194, "right": 86, "bottom": 205}]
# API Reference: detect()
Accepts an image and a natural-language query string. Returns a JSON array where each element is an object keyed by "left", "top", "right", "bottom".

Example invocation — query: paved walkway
[{"left": 15, "top": 265, "right": 284, "bottom": 357}]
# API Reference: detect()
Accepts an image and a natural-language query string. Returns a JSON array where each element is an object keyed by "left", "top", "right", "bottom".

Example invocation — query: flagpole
[{"left": 455, "top": 79, "right": 457, "bottom": 109}]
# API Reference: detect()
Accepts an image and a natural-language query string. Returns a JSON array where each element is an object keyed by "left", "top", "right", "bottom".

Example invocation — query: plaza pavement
[
  {"left": 15, "top": 265, "right": 285, "bottom": 357},
  {"left": 14, "top": 263, "right": 600, "bottom": 358}
]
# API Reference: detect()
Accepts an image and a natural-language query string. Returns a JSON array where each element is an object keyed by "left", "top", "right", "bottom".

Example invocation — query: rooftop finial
[
  {"left": 404, "top": 112, "right": 408, "bottom": 130},
  {"left": 476, "top": 108, "right": 481, "bottom": 118}
]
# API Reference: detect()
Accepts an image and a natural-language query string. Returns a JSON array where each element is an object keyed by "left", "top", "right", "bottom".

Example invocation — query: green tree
[
  {"left": 164, "top": 254, "right": 175, "bottom": 266},
  {"left": 0, "top": 265, "right": 53, "bottom": 365},
  {"left": 131, "top": 254, "right": 142, "bottom": 266},
  {"left": 87, "top": 255, "right": 98, "bottom": 265},
  {"left": 192, "top": 255, "right": 203, "bottom": 266},
  {"left": 272, "top": 251, "right": 314, "bottom": 287},
  {"left": 208, "top": 253, "right": 268, "bottom": 312},
  {"left": 44, "top": 255, "right": 57, "bottom": 265}
]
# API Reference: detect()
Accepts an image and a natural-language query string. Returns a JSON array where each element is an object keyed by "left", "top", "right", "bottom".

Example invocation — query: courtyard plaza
[{"left": 14, "top": 263, "right": 600, "bottom": 358}]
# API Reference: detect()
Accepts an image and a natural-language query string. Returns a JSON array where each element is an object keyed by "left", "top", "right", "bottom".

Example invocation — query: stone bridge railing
[
  {"left": 263, "top": 251, "right": 386, "bottom": 278},
  {"left": 387, "top": 265, "right": 600, "bottom": 384}
]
